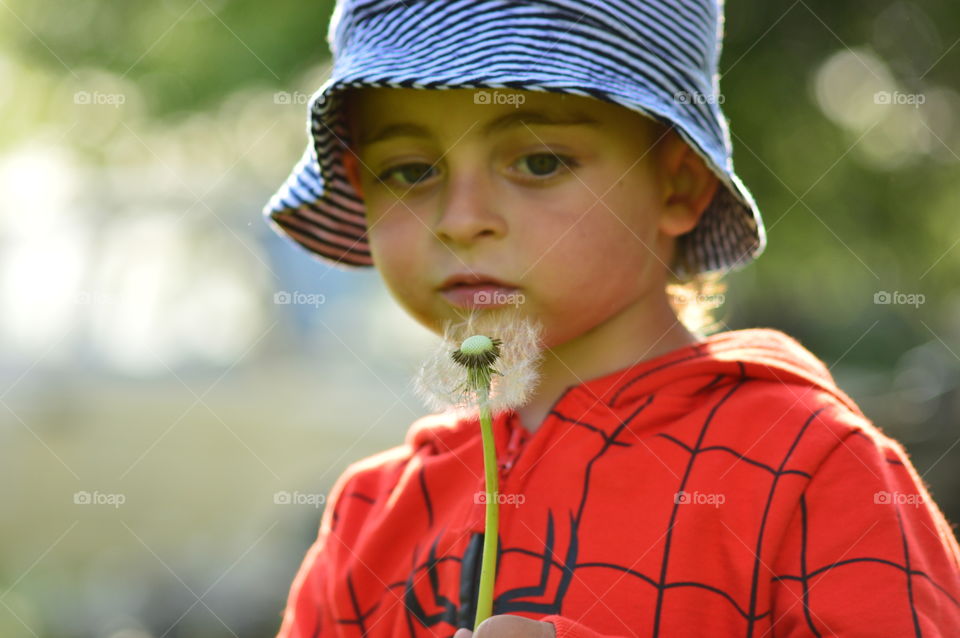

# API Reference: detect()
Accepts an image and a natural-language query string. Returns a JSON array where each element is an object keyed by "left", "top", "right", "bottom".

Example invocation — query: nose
[{"left": 432, "top": 169, "right": 506, "bottom": 247}]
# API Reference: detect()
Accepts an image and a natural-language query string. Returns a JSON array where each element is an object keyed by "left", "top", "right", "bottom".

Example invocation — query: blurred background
[{"left": 0, "top": 0, "right": 957, "bottom": 636}]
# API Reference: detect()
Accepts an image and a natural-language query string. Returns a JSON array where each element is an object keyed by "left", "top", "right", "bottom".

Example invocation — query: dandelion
[
  {"left": 412, "top": 308, "right": 544, "bottom": 627},
  {"left": 413, "top": 308, "right": 544, "bottom": 417}
]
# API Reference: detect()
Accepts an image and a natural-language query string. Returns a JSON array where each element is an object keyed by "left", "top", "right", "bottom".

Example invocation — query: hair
[{"left": 666, "top": 263, "right": 729, "bottom": 337}]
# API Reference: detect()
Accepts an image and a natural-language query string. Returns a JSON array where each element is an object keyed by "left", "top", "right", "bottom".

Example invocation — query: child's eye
[
  {"left": 376, "top": 153, "right": 578, "bottom": 188},
  {"left": 515, "top": 152, "right": 579, "bottom": 179},
  {"left": 377, "top": 163, "right": 437, "bottom": 187}
]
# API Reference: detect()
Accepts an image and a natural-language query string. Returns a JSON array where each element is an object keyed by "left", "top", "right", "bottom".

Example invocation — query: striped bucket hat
[{"left": 263, "top": 0, "right": 767, "bottom": 279}]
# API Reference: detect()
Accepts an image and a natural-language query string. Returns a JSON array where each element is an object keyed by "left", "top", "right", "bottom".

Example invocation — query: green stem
[{"left": 474, "top": 386, "right": 499, "bottom": 628}]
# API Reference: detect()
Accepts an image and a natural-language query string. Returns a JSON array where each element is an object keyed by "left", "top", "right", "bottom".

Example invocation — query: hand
[{"left": 453, "top": 614, "right": 556, "bottom": 638}]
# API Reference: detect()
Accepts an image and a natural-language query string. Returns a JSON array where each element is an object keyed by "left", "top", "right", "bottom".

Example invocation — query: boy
[{"left": 263, "top": 1, "right": 960, "bottom": 636}]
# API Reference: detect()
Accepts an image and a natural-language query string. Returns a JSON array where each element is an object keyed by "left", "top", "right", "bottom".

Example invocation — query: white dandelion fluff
[{"left": 413, "top": 308, "right": 544, "bottom": 416}]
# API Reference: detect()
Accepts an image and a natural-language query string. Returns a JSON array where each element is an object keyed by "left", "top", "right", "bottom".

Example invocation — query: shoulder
[
  {"left": 692, "top": 367, "right": 883, "bottom": 478},
  {"left": 317, "top": 438, "right": 413, "bottom": 540},
  {"left": 331, "top": 441, "right": 414, "bottom": 512},
  {"left": 324, "top": 411, "right": 470, "bottom": 531}
]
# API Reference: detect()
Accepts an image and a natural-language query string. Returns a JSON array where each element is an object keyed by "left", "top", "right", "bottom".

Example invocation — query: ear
[
  {"left": 340, "top": 89, "right": 366, "bottom": 198},
  {"left": 656, "top": 129, "right": 719, "bottom": 237},
  {"left": 342, "top": 148, "right": 365, "bottom": 198}
]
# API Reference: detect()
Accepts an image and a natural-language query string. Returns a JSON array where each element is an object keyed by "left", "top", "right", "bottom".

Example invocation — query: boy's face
[{"left": 342, "top": 87, "right": 714, "bottom": 347}]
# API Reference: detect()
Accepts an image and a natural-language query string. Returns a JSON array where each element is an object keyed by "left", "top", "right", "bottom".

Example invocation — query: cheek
[
  {"left": 364, "top": 206, "right": 438, "bottom": 317},
  {"left": 369, "top": 232, "right": 416, "bottom": 286},
  {"left": 586, "top": 184, "right": 663, "bottom": 273},
  {"left": 518, "top": 195, "right": 659, "bottom": 340},
  {"left": 365, "top": 191, "right": 424, "bottom": 257},
  {"left": 531, "top": 195, "right": 654, "bottom": 280}
]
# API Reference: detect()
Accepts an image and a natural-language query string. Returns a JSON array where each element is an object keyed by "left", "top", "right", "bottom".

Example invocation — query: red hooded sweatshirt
[{"left": 274, "top": 328, "right": 960, "bottom": 637}]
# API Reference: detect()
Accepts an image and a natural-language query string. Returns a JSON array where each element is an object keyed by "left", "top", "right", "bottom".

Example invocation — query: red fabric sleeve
[{"left": 770, "top": 428, "right": 960, "bottom": 636}]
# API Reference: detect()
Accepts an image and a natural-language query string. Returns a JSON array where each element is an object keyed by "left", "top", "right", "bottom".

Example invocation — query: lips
[
  {"left": 438, "top": 273, "right": 522, "bottom": 309},
  {"left": 438, "top": 273, "right": 518, "bottom": 291}
]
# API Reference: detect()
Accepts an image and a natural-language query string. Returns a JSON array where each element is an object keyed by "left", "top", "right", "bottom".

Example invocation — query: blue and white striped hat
[{"left": 263, "top": 0, "right": 767, "bottom": 278}]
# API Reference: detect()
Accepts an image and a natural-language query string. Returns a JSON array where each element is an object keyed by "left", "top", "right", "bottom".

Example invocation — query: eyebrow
[{"left": 357, "top": 108, "right": 602, "bottom": 147}]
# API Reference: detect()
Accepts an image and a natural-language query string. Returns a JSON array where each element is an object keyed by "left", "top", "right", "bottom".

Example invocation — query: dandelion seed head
[
  {"left": 451, "top": 336, "right": 502, "bottom": 374},
  {"left": 460, "top": 335, "right": 496, "bottom": 356},
  {"left": 413, "top": 308, "right": 544, "bottom": 417}
]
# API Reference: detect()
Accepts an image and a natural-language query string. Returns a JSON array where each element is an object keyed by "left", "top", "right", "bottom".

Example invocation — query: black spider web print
[{"left": 324, "top": 360, "right": 960, "bottom": 637}]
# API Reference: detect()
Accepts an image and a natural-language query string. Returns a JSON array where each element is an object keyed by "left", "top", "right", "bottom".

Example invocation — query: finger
[{"left": 453, "top": 628, "right": 474, "bottom": 638}]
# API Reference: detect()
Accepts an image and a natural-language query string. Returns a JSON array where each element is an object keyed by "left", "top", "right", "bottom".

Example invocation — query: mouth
[
  {"left": 438, "top": 273, "right": 517, "bottom": 290},
  {"left": 438, "top": 273, "right": 523, "bottom": 309}
]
